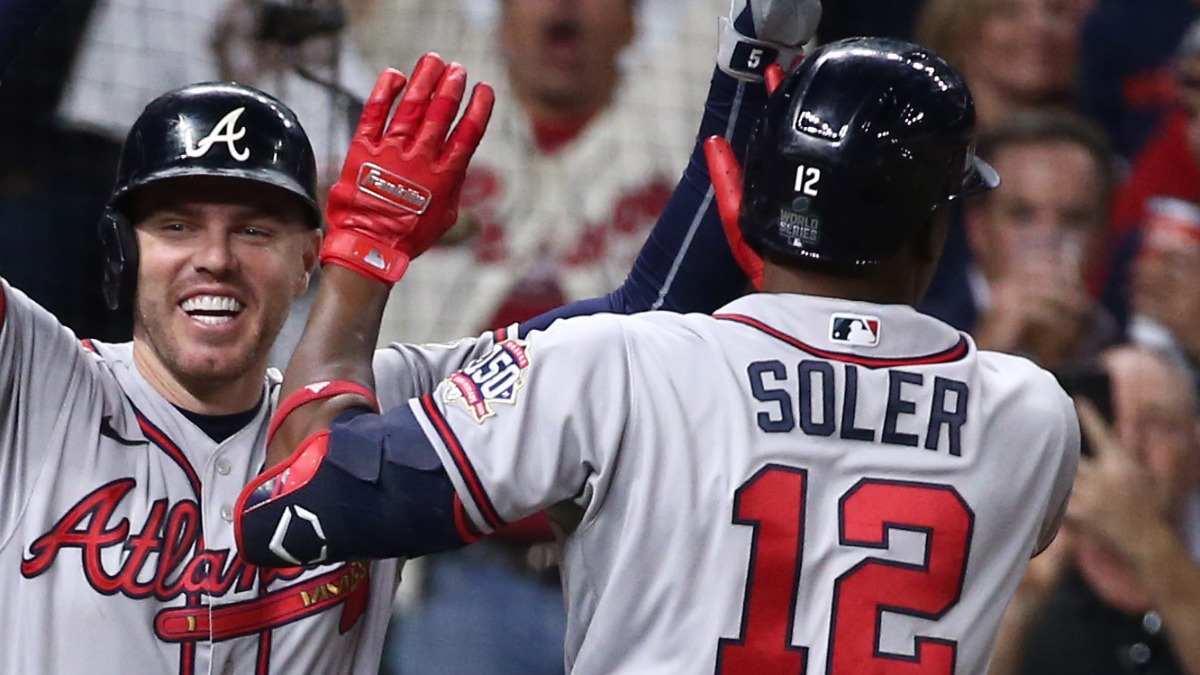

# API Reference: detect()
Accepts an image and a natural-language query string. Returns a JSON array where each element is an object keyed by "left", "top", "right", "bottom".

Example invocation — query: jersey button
[
  {"left": 216, "top": 459, "right": 232, "bottom": 475},
  {"left": 221, "top": 505, "right": 233, "bottom": 522}
]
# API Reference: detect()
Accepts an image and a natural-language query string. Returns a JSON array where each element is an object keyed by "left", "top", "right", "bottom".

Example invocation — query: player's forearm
[
  {"left": 1127, "top": 524, "right": 1200, "bottom": 675},
  {"left": 266, "top": 265, "right": 390, "bottom": 468}
]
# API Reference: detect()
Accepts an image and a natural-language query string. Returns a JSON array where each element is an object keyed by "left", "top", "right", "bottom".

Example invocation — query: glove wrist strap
[
  {"left": 716, "top": 16, "right": 805, "bottom": 82},
  {"left": 320, "top": 229, "right": 412, "bottom": 285}
]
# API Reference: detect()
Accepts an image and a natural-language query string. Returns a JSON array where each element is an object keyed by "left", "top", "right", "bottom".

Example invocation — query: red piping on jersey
[
  {"left": 494, "top": 326, "right": 509, "bottom": 342},
  {"left": 134, "top": 409, "right": 204, "bottom": 502},
  {"left": 419, "top": 395, "right": 506, "bottom": 532},
  {"left": 80, "top": 339, "right": 97, "bottom": 353},
  {"left": 256, "top": 631, "right": 272, "bottom": 675},
  {"left": 714, "top": 313, "right": 971, "bottom": 368},
  {"left": 453, "top": 494, "right": 483, "bottom": 544}
]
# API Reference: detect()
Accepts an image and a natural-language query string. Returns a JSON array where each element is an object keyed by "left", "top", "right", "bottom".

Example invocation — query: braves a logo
[
  {"left": 184, "top": 107, "right": 250, "bottom": 161},
  {"left": 444, "top": 339, "right": 530, "bottom": 422}
]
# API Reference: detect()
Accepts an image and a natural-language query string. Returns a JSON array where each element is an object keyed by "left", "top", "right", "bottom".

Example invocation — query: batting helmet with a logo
[
  {"left": 738, "top": 37, "right": 999, "bottom": 270},
  {"left": 99, "top": 82, "right": 321, "bottom": 310}
]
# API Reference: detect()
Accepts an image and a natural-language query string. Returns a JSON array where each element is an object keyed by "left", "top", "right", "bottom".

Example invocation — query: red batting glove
[
  {"left": 322, "top": 53, "right": 495, "bottom": 285},
  {"left": 704, "top": 136, "right": 764, "bottom": 290}
]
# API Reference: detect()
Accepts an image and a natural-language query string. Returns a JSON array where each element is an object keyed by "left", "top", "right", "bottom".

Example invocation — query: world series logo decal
[{"left": 444, "top": 339, "right": 531, "bottom": 423}]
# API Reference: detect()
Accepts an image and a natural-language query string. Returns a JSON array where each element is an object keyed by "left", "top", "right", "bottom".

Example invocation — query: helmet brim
[
  {"left": 959, "top": 154, "right": 1001, "bottom": 198},
  {"left": 110, "top": 167, "right": 321, "bottom": 228}
]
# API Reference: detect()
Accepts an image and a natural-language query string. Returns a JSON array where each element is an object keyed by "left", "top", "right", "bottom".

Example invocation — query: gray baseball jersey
[
  {"left": 411, "top": 292, "right": 1080, "bottom": 674},
  {"left": 0, "top": 279, "right": 496, "bottom": 674}
]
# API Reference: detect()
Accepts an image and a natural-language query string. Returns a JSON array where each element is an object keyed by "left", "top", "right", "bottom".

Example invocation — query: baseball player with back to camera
[
  {"left": 236, "top": 37, "right": 1082, "bottom": 674},
  {"left": 0, "top": 0, "right": 815, "bottom": 671}
]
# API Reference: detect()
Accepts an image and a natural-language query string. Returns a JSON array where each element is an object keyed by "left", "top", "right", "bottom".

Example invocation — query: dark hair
[{"left": 975, "top": 109, "right": 1118, "bottom": 205}]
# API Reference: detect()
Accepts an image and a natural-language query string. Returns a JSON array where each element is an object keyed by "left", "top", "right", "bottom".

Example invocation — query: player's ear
[{"left": 297, "top": 229, "right": 322, "bottom": 297}]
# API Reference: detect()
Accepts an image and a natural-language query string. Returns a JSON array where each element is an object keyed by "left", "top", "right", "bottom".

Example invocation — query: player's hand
[
  {"left": 1066, "top": 399, "right": 1172, "bottom": 565},
  {"left": 975, "top": 252, "right": 1092, "bottom": 368},
  {"left": 705, "top": 136, "right": 764, "bottom": 290},
  {"left": 321, "top": 54, "right": 495, "bottom": 285},
  {"left": 718, "top": 0, "right": 821, "bottom": 82},
  {"left": 1133, "top": 245, "right": 1200, "bottom": 360}
]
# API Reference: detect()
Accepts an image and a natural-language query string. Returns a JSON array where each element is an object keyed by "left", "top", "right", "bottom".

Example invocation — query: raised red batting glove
[
  {"left": 704, "top": 136, "right": 764, "bottom": 290},
  {"left": 322, "top": 54, "right": 495, "bottom": 285}
]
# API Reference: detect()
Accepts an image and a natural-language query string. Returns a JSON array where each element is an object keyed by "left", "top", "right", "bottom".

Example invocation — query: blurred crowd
[{"left": 3, "top": 0, "right": 1200, "bottom": 673}]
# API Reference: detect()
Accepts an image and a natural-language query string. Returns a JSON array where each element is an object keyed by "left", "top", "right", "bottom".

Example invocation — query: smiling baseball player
[{"left": 237, "top": 37, "right": 1079, "bottom": 675}]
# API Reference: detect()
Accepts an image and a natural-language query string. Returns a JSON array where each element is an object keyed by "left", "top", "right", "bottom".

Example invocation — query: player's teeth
[
  {"left": 192, "top": 315, "right": 233, "bottom": 325},
  {"left": 180, "top": 295, "right": 243, "bottom": 313}
]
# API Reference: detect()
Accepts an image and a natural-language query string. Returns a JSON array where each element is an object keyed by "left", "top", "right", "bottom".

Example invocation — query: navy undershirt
[{"left": 175, "top": 393, "right": 264, "bottom": 443}]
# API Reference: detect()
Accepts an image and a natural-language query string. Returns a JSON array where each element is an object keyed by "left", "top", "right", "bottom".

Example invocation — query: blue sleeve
[
  {"left": 519, "top": 66, "right": 767, "bottom": 336},
  {"left": 237, "top": 406, "right": 468, "bottom": 566}
]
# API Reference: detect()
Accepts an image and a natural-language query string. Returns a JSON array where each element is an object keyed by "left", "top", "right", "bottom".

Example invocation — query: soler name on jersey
[{"left": 747, "top": 359, "right": 969, "bottom": 456}]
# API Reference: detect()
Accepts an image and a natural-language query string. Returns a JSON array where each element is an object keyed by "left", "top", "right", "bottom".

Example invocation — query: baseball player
[
  {"left": 237, "top": 38, "right": 1080, "bottom": 674},
  {"left": 0, "top": 79, "right": 425, "bottom": 674},
  {"left": 0, "top": 0, "right": 813, "bottom": 671}
]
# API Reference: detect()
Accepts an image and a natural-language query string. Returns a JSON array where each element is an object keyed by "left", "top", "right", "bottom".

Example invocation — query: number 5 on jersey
[{"left": 716, "top": 465, "right": 973, "bottom": 674}]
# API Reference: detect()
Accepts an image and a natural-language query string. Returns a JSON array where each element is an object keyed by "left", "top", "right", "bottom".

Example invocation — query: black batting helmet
[
  {"left": 739, "top": 37, "right": 999, "bottom": 269},
  {"left": 99, "top": 82, "right": 321, "bottom": 310}
]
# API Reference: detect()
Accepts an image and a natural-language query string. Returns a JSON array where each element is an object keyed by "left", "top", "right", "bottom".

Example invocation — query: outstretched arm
[{"left": 262, "top": 54, "right": 494, "bottom": 466}]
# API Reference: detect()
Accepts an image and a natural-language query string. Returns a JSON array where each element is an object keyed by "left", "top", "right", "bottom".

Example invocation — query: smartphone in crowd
[{"left": 1053, "top": 367, "right": 1115, "bottom": 457}]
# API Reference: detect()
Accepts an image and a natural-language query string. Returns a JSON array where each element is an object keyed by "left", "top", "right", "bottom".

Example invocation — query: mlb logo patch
[
  {"left": 443, "top": 339, "right": 531, "bottom": 423},
  {"left": 830, "top": 314, "right": 881, "bottom": 347}
]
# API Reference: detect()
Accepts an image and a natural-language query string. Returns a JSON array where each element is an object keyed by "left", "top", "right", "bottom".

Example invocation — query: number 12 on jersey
[{"left": 716, "top": 465, "right": 974, "bottom": 674}]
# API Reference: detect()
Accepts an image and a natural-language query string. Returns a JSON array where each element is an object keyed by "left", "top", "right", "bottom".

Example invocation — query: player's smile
[{"left": 179, "top": 292, "right": 246, "bottom": 329}]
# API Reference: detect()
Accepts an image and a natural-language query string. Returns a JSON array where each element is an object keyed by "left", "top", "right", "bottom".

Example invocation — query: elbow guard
[
  {"left": 236, "top": 430, "right": 340, "bottom": 567},
  {"left": 235, "top": 406, "right": 469, "bottom": 568}
]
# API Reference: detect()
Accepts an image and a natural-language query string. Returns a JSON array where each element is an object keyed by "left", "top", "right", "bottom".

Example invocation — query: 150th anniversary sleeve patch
[{"left": 443, "top": 339, "right": 531, "bottom": 423}]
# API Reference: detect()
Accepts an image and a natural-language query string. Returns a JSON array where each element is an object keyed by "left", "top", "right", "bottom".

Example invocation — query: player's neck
[
  {"left": 760, "top": 258, "right": 925, "bottom": 306},
  {"left": 132, "top": 341, "right": 267, "bottom": 416}
]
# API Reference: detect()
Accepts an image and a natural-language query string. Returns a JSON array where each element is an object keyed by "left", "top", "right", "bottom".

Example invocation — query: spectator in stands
[
  {"left": 1075, "top": 0, "right": 1200, "bottom": 161},
  {"left": 988, "top": 346, "right": 1200, "bottom": 675},
  {"left": 915, "top": 0, "right": 1086, "bottom": 133},
  {"left": 374, "top": 0, "right": 705, "bottom": 344},
  {"left": 1096, "top": 20, "right": 1200, "bottom": 341},
  {"left": 1126, "top": 197, "right": 1200, "bottom": 372},
  {"left": 913, "top": 0, "right": 1092, "bottom": 335},
  {"left": 924, "top": 110, "right": 1120, "bottom": 369},
  {"left": 1109, "top": 19, "right": 1200, "bottom": 239}
]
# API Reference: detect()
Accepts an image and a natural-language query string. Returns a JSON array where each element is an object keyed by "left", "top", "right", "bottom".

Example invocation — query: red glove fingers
[
  {"left": 387, "top": 53, "right": 448, "bottom": 141},
  {"left": 704, "top": 135, "right": 764, "bottom": 290},
  {"left": 442, "top": 82, "right": 495, "bottom": 171},
  {"left": 356, "top": 68, "right": 408, "bottom": 142},
  {"left": 412, "top": 64, "right": 468, "bottom": 159},
  {"left": 321, "top": 53, "right": 495, "bottom": 286}
]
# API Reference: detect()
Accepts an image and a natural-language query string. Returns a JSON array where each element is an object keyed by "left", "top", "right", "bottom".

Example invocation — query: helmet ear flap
[{"left": 99, "top": 209, "right": 138, "bottom": 311}]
